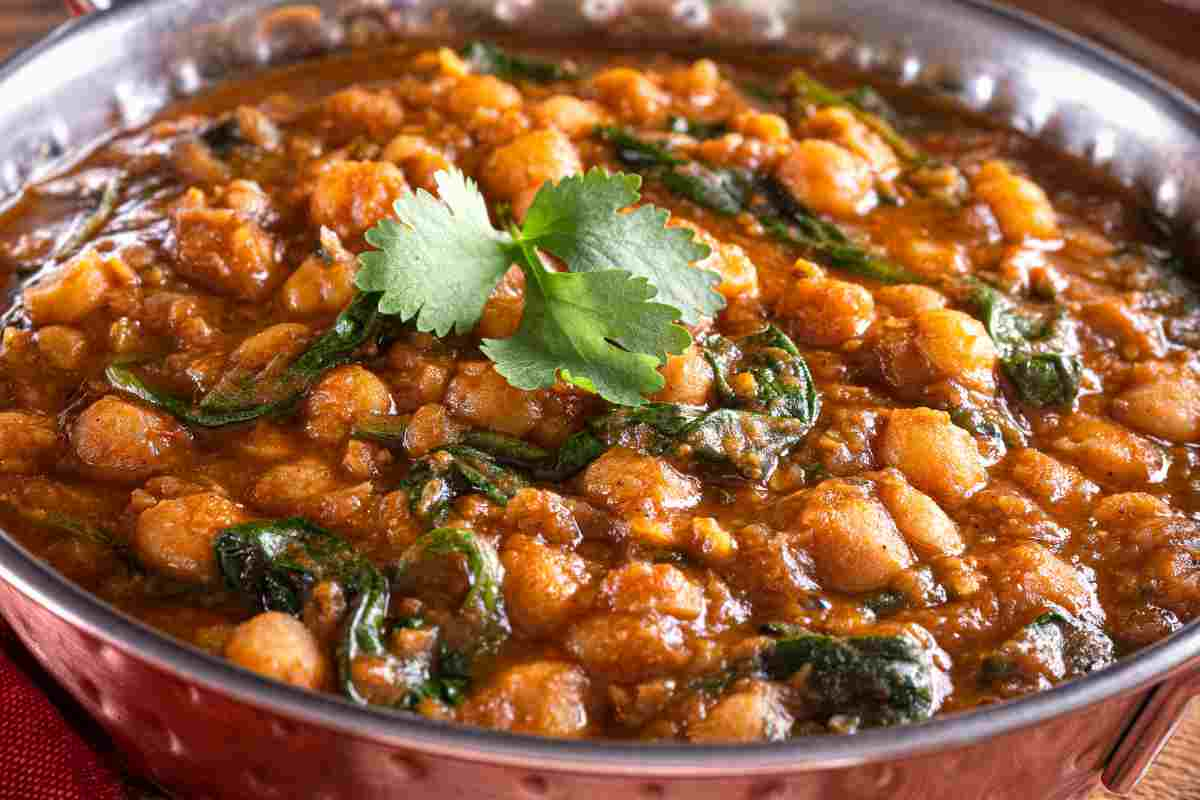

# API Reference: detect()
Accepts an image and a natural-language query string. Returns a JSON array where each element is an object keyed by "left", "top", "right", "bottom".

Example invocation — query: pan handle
[{"left": 1102, "top": 667, "right": 1200, "bottom": 795}]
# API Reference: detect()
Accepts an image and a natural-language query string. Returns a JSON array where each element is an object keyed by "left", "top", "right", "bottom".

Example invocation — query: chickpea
[
  {"left": 476, "top": 266, "right": 525, "bottom": 340},
  {"left": 775, "top": 139, "right": 876, "bottom": 218},
  {"left": 481, "top": 129, "right": 582, "bottom": 221},
  {"left": 250, "top": 458, "right": 341, "bottom": 516},
  {"left": 23, "top": 251, "right": 127, "bottom": 326},
  {"left": 598, "top": 562, "right": 705, "bottom": 620},
  {"left": 72, "top": 397, "right": 191, "bottom": 483},
  {"left": 914, "top": 309, "right": 998, "bottom": 394},
  {"left": 565, "top": 612, "right": 690, "bottom": 682},
  {"left": 1082, "top": 298, "right": 1168, "bottom": 360},
  {"left": 669, "top": 218, "right": 759, "bottom": 301},
  {"left": 580, "top": 447, "right": 701, "bottom": 521},
  {"left": 879, "top": 408, "right": 988, "bottom": 507},
  {"left": 225, "top": 612, "right": 330, "bottom": 690},
  {"left": 1009, "top": 449, "right": 1100, "bottom": 519},
  {"left": 173, "top": 206, "right": 282, "bottom": 301},
  {"left": 134, "top": 492, "right": 246, "bottom": 584},
  {"left": 804, "top": 107, "right": 898, "bottom": 180},
  {"left": 665, "top": 59, "right": 721, "bottom": 105},
  {"left": 591, "top": 67, "right": 668, "bottom": 123},
  {"left": 777, "top": 278, "right": 875, "bottom": 347},
  {"left": 0, "top": 412, "right": 59, "bottom": 474},
  {"left": 444, "top": 361, "right": 543, "bottom": 438},
  {"left": 532, "top": 96, "right": 604, "bottom": 138},
  {"left": 444, "top": 75, "right": 522, "bottom": 117},
  {"left": 309, "top": 161, "right": 409, "bottom": 242},
  {"left": 873, "top": 469, "right": 965, "bottom": 557},
  {"left": 972, "top": 160, "right": 1060, "bottom": 242},
  {"left": 1052, "top": 415, "right": 1169, "bottom": 488},
  {"left": 35, "top": 325, "right": 89, "bottom": 371},
  {"left": 650, "top": 345, "right": 714, "bottom": 405},
  {"left": 501, "top": 535, "right": 589, "bottom": 638},
  {"left": 304, "top": 365, "right": 395, "bottom": 445},
  {"left": 280, "top": 255, "right": 357, "bottom": 317},
  {"left": 688, "top": 682, "right": 792, "bottom": 743},
  {"left": 797, "top": 478, "right": 914, "bottom": 592},
  {"left": 731, "top": 111, "right": 790, "bottom": 143},
  {"left": 874, "top": 284, "right": 947, "bottom": 317},
  {"left": 987, "top": 543, "right": 1094, "bottom": 618},
  {"left": 462, "top": 661, "right": 590, "bottom": 738},
  {"left": 322, "top": 87, "right": 405, "bottom": 139},
  {"left": 1112, "top": 372, "right": 1200, "bottom": 444}
]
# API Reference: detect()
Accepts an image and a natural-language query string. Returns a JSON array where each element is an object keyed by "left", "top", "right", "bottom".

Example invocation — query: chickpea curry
[{"left": 0, "top": 41, "right": 1197, "bottom": 742}]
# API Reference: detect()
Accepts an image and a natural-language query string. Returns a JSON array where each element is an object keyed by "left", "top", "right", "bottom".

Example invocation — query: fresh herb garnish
[
  {"left": 461, "top": 41, "right": 575, "bottom": 84},
  {"left": 356, "top": 167, "right": 723, "bottom": 406}
]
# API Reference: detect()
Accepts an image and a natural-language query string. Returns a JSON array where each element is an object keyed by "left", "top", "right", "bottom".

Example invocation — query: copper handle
[{"left": 1102, "top": 668, "right": 1200, "bottom": 795}]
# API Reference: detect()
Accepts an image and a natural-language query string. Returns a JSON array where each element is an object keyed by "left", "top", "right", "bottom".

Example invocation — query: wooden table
[{"left": 1, "top": 1, "right": 1198, "bottom": 799}]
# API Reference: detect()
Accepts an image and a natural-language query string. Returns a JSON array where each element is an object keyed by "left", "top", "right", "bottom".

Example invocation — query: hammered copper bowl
[{"left": 2, "top": 2, "right": 1200, "bottom": 798}]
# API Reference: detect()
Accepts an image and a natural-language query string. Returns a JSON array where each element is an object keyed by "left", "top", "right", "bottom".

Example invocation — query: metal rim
[{"left": 2, "top": 0, "right": 1200, "bottom": 776}]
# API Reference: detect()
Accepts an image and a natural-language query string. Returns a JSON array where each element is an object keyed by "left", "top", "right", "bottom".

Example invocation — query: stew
[{"left": 0, "top": 41, "right": 1195, "bottom": 742}]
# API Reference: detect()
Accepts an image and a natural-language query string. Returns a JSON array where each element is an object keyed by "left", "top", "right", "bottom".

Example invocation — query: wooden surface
[{"left": 1, "top": 2, "right": 1199, "bottom": 799}]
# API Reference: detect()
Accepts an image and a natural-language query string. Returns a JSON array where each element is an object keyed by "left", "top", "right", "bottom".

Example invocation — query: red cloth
[{"left": 0, "top": 621, "right": 124, "bottom": 800}]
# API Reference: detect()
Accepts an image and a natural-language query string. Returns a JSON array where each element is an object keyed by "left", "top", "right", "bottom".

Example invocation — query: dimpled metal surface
[{"left": 2, "top": 2, "right": 1200, "bottom": 798}]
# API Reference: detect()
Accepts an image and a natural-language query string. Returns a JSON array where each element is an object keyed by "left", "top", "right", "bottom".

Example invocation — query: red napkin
[{"left": 0, "top": 621, "right": 125, "bottom": 800}]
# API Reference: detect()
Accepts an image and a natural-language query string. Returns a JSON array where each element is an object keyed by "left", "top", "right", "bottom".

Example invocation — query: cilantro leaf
[
  {"left": 519, "top": 168, "right": 724, "bottom": 325},
  {"left": 356, "top": 169, "right": 512, "bottom": 336},
  {"left": 483, "top": 241, "right": 690, "bottom": 406}
]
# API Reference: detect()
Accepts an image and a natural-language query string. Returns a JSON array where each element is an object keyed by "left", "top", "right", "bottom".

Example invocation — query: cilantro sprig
[{"left": 356, "top": 168, "right": 724, "bottom": 406}]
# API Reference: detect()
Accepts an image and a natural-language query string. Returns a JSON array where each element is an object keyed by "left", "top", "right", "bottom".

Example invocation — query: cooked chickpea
[
  {"left": 304, "top": 365, "right": 395, "bottom": 445},
  {"left": 481, "top": 129, "right": 582, "bottom": 220},
  {"left": 650, "top": 346, "right": 714, "bottom": 405},
  {"left": 565, "top": 612, "right": 690, "bottom": 682},
  {"left": 1052, "top": 415, "right": 1169, "bottom": 488},
  {"left": 880, "top": 408, "right": 988, "bottom": 507},
  {"left": 225, "top": 612, "right": 330, "bottom": 690},
  {"left": 250, "top": 458, "right": 341, "bottom": 515},
  {"left": 775, "top": 139, "right": 876, "bottom": 218},
  {"left": 1112, "top": 372, "right": 1200, "bottom": 444},
  {"left": 580, "top": 447, "right": 701, "bottom": 521},
  {"left": 804, "top": 107, "right": 898, "bottom": 180},
  {"left": 598, "top": 562, "right": 705, "bottom": 621},
  {"left": 797, "top": 478, "right": 914, "bottom": 592},
  {"left": 591, "top": 68, "right": 668, "bottom": 123},
  {"left": 973, "top": 160, "right": 1060, "bottom": 242},
  {"left": 463, "top": 661, "right": 591, "bottom": 737},
  {"left": 134, "top": 492, "right": 246, "bottom": 584},
  {"left": 913, "top": 310, "right": 998, "bottom": 394},
  {"left": 874, "top": 469, "right": 965, "bottom": 557},
  {"left": 322, "top": 87, "right": 405, "bottom": 139},
  {"left": 0, "top": 412, "right": 59, "bottom": 474},
  {"left": 35, "top": 325, "right": 89, "bottom": 370},
  {"left": 532, "top": 95, "right": 604, "bottom": 138},
  {"left": 502, "top": 535, "right": 589, "bottom": 637},
  {"left": 777, "top": 278, "right": 875, "bottom": 347},
  {"left": 445, "top": 75, "right": 522, "bottom": 116},
  {"left": 72, "top": 397, "right": 191, "bottom": 483},
  {"left": 688, "top": 682, "right": 793, "bottom": 743},
  {"left": 444, "top": 361, "right": 543, "bottom": 438},
  {"left": 874, "top": 285, "right": 947, "bottom": 317},
  {"left": 173, "top": 206, "right": 282, "bottom": 301},
  {"left": 24, "top": 251, "right": 127, "bottom": 326},
  {"left": 309, "top": 161, "right": 409, "bottom": 242},
  {"left": 280, "top": 254, "right": 357, "bottom": 317}
]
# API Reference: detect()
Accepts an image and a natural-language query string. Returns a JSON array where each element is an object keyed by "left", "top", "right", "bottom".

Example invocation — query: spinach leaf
[
  {"left": 981, "top": 608, "right": 1115, "bottom": 688},
  {"left": 461, "top": 41, "right": 575, "bottom": 83},
  {"left": 761, "top": 623, "right": 949, "bottom": 728},
  {"left": 598, "top": 126, "right": 922, "bottom": 284},
  {"left": 213, "top": 518, "right": 399, "bottom": 704},
  {"left": 401, "top": 446, "right": 529, "bottom": 526},
  {"left": 107, "top": 292, "right": 382, "bottom": 427},
  {"left": 391, "top": 527, "right": 509, "bottom": 652},
  {"left": 701, "top": 325, "right": 821, "bottom": 423},
  {"left": 667, "top": 116, "right": 729, "bottom": 139},
  {"left": 786, "top": 70, "right": 924, "bottom": 165},
  {"left": 965, "top": 284, "right": 1082, "bottom": 407},
  {"left": 57, "top": 174, "right": 123, "bottom": 260}
]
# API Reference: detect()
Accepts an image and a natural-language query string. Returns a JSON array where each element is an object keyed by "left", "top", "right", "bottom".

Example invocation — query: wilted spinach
[
  {"left": 400, "top": 446, "right": 529, "bottom": 526},
  {"left": 461, "top": 41, "right": 575, "bottom": 83},
  {"left": 108, "top": 292, "right": 382, "bottom": 426},
  {"left": 761, "top": 623, "right": 949, "bottom": 728},
  {"left": 981, "top": 608, "right": 1115, "bottom": 689}
]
